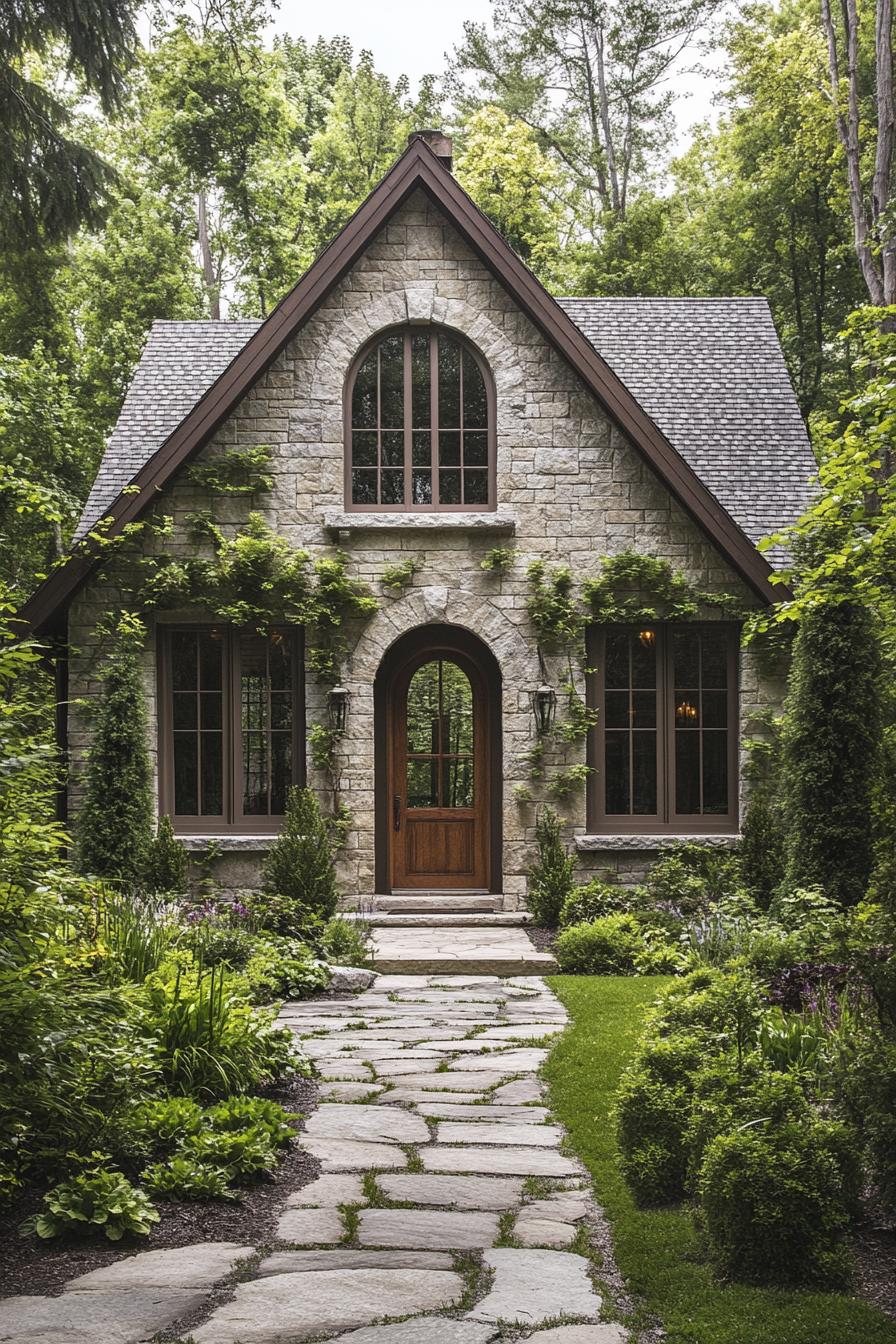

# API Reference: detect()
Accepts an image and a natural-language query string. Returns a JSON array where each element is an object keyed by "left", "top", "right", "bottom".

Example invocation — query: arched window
[{"left": 346, "top": 327, "right": 495, "bottom": 510}]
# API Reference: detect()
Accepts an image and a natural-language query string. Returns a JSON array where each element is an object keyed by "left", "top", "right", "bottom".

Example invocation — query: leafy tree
[
  {"left": 453, "top": 0, "right": 725, "bottom": 234},
  {"left": 76, "top": 616, "right": 154, "bottom": 882},
  {"left": 0, "top": 0, "right": 138, "bottom": 247},
  {"left": 782, "top": 599, "right": 881, "bottom": 906},
  {"left": 455, "top": 106, "right": 566, "bottom": 280}
]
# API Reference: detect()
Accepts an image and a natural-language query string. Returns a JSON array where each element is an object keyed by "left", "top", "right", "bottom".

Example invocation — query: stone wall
[{"left": 66, "top": 189, "right": 783, "bottom": 905}]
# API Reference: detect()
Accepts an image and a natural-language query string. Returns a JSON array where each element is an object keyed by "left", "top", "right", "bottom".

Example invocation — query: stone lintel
[{"left": 575, "top": 833, "right": 740, "bottom": 852}]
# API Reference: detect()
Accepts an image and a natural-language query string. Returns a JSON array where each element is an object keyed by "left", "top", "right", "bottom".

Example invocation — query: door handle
[{"left": 393, "top": 794, "right": 402, "bottom": 831}]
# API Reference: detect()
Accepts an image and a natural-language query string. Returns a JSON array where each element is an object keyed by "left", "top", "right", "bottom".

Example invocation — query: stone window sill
[
  {"left": 179, "top": 835, "right": 279, "bottom": 852},
  {"left": 324, "top": 510, "right": 516, "bottom": 536},
  {"left": 576, "top": 833, "right": 740, "bottom": 852}
]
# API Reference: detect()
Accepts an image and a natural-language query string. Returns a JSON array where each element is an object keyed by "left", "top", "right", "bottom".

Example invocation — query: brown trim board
[{"left": 21, "top": 138, "right": 783, "bottom": 635}]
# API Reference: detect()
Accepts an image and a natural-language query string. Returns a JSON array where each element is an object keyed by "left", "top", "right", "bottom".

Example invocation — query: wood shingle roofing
[{"left": 23, "top": 136, "right": 812, "bottom": 632}]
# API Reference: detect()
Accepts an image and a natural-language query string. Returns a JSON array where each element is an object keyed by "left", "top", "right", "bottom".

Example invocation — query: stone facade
[{"left": 66, "top": 190, "right": 784, "bottom": 905}]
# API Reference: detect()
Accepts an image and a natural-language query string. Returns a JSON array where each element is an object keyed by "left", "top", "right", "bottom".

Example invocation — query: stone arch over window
[{"left": 344, "top": 325, "right": 497, "bottom": 511}]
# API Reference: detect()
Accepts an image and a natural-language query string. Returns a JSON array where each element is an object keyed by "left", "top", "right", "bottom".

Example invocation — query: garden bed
[
  {"left": 544, "top": 976, "right": 896, "bottom": 1344},
  {"left": 0, "top": 1076, "right": 321, "bottom": 1298}
]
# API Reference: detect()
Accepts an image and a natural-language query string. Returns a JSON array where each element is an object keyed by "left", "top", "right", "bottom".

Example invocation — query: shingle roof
[
  {"left": 556, "top": 296, "right": 816, "bottom": 553},
  {"left": 75, "top": 298, "right": 815, "bottom": 561}
]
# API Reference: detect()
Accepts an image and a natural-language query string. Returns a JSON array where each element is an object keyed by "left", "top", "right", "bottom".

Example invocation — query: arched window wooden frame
[{"left": 344, "top": 325, "right": 497, "bottom": 512}]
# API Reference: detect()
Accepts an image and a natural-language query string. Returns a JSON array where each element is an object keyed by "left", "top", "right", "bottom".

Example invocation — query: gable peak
[{"left": 407, "top": 129, "right": 453, "bottom": 171}]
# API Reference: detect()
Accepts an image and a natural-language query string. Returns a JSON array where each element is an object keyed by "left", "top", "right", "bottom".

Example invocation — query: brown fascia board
[{"left": 21, "top": 138, "right": 782, "bottom": 636}]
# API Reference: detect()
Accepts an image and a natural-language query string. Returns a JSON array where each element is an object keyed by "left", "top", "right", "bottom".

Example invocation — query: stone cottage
[{"left": 24, "top": 132, "right": 815, "bottom": 908}]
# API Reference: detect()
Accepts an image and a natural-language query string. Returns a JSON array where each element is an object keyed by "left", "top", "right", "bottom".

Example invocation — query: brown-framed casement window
[
  {"left": 587, "top": 624, "right": 739, "bottom": 833},
  {"left": 345, "top": 326, "right": 496, "bottom": 511},
  {"left": 158, "top": 626, "right": 304, "bottom": 834}
]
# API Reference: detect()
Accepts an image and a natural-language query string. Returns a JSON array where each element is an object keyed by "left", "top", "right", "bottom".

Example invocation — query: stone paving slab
[
  {"left": 493, "top": 1078, "right": 545, "bottom": 1103},
  {"left": 258, "top": 1251, "right": 456, "bottom": 1275},
  {"left": 514, "top": 1215, "right": 578, "bottom": 1248},
  {"left": 304, "top": 1103, "right": 429, "bottom": 1144},
  {"left": 379, "top": 1088, "right": 486, "bottom": 1105},
  {"left": 63, "top": 1242, "right": 252, "bottom": 1291},
  {"left": 450, "top": 1048, "right": 548, "bottom": 1072},
  {"left": 415, "top": 1102, "right": 551, "bottom": 1123},
  {"left": 422, "top": 1146, "right": 581, "bottom": 1178},
  {"left": 192, "top": 1268, "right": 465, "bottom": 1343},
  {"left": 357, "top": 1208, "right": 501, "bottom": 1249},
  {"left": 371, "top": 927, "right": 557, "bottom": 976},
  {"left": 378, "top": 1174, "right": 525, "bottom": 1210},
  {"left": 286, "top": 1173, "right": 365, "bottom": 1207},
  {"left": 329, "top": 1320, "right": 499, "bottom": 1343},
  {"left": 437, "top": 1121, "right": 563, "bottom": 1147},
  {"left": 466, "top": 1249, "right": 602, "bottom": 1327},
  {"left": 0, "top": 1287, "right": 207, "bottom": 1344},
  {"left": 525, "top": 1327, "right": 628, "bottom": 1343},
  {"left": 319, "top": 1081, "right": 386, "bottom": 1101},
  {"left": 303, "top": 1137, "right": 409, "bottom": 1170},
  {"left": 276, "top": 1206, "right": 346, "bottom": 1243},
  {"left": 382, "top": 1070, "right": 507, "bottom": 1090}
]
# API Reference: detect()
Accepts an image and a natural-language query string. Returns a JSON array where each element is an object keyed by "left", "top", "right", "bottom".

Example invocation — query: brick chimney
[{"left": 408, "top": 130, "right": 453, "bottom": 171}]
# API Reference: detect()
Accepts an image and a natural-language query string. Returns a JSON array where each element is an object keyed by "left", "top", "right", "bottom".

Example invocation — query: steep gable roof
[{"left": 23, "top": 137, "right": 799, "bottom": 633}]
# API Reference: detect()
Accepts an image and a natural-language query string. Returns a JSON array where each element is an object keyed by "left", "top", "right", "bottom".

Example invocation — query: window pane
[
  {"left": 675, "top": 694, "right": 700, "bottom": 728},
  {"left": 439, "top": 469, "right": 461, "bottom": 504},
  {"left": 407, "top": 757, "right": 439, "bottom": 808},
  {"left": 439, "top": 431, "right": 460, "bottom": 465},
  {"left": 604, "top": 733, "right": 630, "bottom": 814},
  {"left": 268, "top": 632, "right": 290, "bottom": 690},
  {"left": 352, "top": 470, "right": 377, "bottom": 505},
  {"left": 412, "top": 470, "right": 432, "bottom": 504},
  {"left": 243, "top": 733, "right": 267, "bottom": 815},
  {"left": 352, "top": 431, "right": 377, "bottom": 467},
  {"left": 702, "top": 690, "right": 728, "bottom": 729},
  {"left": 702, "top": 734, "right": 728, "bottom": 813},
  {"left": 632, "top": 690, "right": 656, "bottom": 728},
  {"left": 464, "top": 431, "right": 488, "bottom": 466},
  {"left": 631, "top": 631, "right": 656, "bottom": 687},
  {"left": 379, "top": 336, "right": 404, "bottom": 427},
  {"left": 632, "top": 733, "right": 657, "bottom": 814},
  {"left": 673, "top": 630, "right": 700, "bottom": 688},
  {"left": 270, "top": 696, "right": 292, "bottom": 730},
  {"left": 352, "top": 351, "right": 377, "bottom": 427},
  {"left": 171, "top": 632, "right": 196, "bottom": 691},
  {"left": 270, "top": 735, "right": 291, "bottom": 815},
  {"left": 201, "top": 734, "right": 223, "bottom": 815},
  {"left": 200, "top": 632, "right": 222, "bottom": 690},
  {"left": 406, "top": 662, "right": 440, "bottom": 754},
  {"left": 438, "top": 336, "right": 461, "bottom": 427},
  {"left": 464, "top": 470, "right": 488, "bottom": 505},
  {"left": 675, "top": 731, "right": 701, "bottom": 813},
  {"left": 412, "top": 431, "right": 431, "bottom": 466},
  {"left": 200, "top": 693, "right": 222, "bottom": 730},
  {"left": 381, "top": 470, "right": 404, "bottom": 505},
  {"left": 241, "top": 638, "right": 267, "bottom": 734},
  {"left": 604, "top": 632, "right": 629, "bottom": 688},
  {"left": 381, "top": 430, "right": 403, "bottom": 467},
  {"left": 701, "top": 631, "right": 728, "bottom": 687},
  {"left": 462, "top": 352, "right": 487, "bottom": 426},
  {"left": 173, "top": 693, "right": 196, "bottom": 730},
  {"left": 411, "top": 333, "right": 430, "bottom": 428},
  {"left": 605, "top": 690, "right": 629, "bottom": 729},
  {"left": 442, "top": 756, "right": 473, "bottom": 808},
  {"left": 173, "top": 734, "right": 198, "bottom": 814}
]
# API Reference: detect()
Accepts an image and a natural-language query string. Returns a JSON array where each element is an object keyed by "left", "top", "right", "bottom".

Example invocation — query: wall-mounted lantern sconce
[
  {"left": 531, "top": 684, "right": 557, "bottom": 735},
  {"left": 327, "top": 685, "right": 351, "bottom": 733}
]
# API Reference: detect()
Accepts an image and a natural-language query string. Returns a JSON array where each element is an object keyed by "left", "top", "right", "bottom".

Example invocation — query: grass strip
[{"left": 544, "top": 974, "right": 896, "bottom": 1344}]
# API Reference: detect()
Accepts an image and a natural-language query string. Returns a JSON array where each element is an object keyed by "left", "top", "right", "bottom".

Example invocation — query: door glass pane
[
  {"left": 352, "top": 350, "right": 377, "bottom": 427},
  {"left": 407, "top": 757, "right": 439, "bottom": 808},
  {"left": 441, "top": 662, "right": 473, "bottom": 753},
  {"left": 379, "top": 335, "right": 404, "bottom": 427},
  {"left": 438, "top": 336, "right": 461, "bottom": 427},
  {"left": 442, "top": 756, "right": 473, "bottom": 808},
  {"left": 406, "top": 662, "right": 441, "bottom": 754}
]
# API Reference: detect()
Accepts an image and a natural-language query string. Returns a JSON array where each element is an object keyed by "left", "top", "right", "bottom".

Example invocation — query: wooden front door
[{"left": 389, "top": 650, "right": 490, "bottom": 890}]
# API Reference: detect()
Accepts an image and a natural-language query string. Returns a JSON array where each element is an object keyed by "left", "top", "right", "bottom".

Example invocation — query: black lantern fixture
[
  {"left": 531, "top": 683, "right": 557, "bottom": 735},
  {"left": 327, "top": 685, "right": 351, "bottom": 733}
]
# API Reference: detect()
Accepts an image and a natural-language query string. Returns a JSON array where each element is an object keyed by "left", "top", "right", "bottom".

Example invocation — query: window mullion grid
[
  {"left": 229, "top": 630, "right": 238, "bottom": 827},
  {"left": 459, "top": 347, "right": 465, "bottom": 505},
  {"left": 375, "top": 345, "right": 383, "bottom": 506},
  {"left": 698, "top": 630, "right": 705, "bottom": 815},
  {"left": 265, "top": 636, "right": 273, "bottom": 819},
  {"left": 626, "top": 636, "right": 634, "bottom": 815},
  {"left": 193, "top": 633, "right": 202, "bottom": 818},
  {"left": 402, "top": 332, "right": 412, "bottom": 508}
]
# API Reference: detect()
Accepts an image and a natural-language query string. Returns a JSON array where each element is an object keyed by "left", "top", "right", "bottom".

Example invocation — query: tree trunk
[{"left": 197, "top": 189, "right": 221, "bottom": 321}]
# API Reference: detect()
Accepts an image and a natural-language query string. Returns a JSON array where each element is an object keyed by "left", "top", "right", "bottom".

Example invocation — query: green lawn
[{"left": 544, "top": 975, "right": 896, "bottom": 1344}]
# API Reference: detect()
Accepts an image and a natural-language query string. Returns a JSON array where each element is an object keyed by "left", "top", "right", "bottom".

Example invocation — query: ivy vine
[{"left": 185, "top": 445, "right": 274, "bottom": 496}]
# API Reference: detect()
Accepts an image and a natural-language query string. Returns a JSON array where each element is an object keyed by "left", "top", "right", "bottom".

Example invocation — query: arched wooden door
[{"left": 387, "top": 644, "right": 492, "bottom": 890}]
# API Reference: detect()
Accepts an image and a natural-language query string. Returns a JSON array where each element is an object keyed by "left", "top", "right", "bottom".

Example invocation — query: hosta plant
[
  {"left": 20, "top": 1168, "right": 159, "bottom": 1241},
  {"left": 142, "top": 1157, "right": 234, "bottom": 1201}
]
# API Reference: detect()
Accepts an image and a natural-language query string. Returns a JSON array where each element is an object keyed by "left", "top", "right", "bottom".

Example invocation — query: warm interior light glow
[
  {"left": 638, "top": 629, "right": 656, "bottom": 646},
  {"left": 676, "top": 700, "right": 698, "bottom": 721}
]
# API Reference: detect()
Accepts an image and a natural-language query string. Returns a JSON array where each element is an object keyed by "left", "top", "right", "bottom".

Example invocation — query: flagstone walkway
[{"left": 2, "top": 975, "right": 628, "bottom": 1344}]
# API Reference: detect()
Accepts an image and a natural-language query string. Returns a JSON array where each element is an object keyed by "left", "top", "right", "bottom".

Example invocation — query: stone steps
[
  {"left": 344, "top": 912, "right": 532, "bottom": 928},
  {"left": 342, "top": 893, "right": 505, "bottom": 915},
  {"left": 370, "top": 925, "right": 556, "bottom": 975}
]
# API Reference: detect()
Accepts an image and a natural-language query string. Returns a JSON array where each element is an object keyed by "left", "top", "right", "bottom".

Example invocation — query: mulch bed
[
  {"left": 853, "top": 1225, "right": 896, "bottom": 1319},
  {"left": 527, "top": 926, "right": 557, "bottom": 955},
  {"left": 0, "top": 1076, "right": 321, "bottom": 1300}
]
